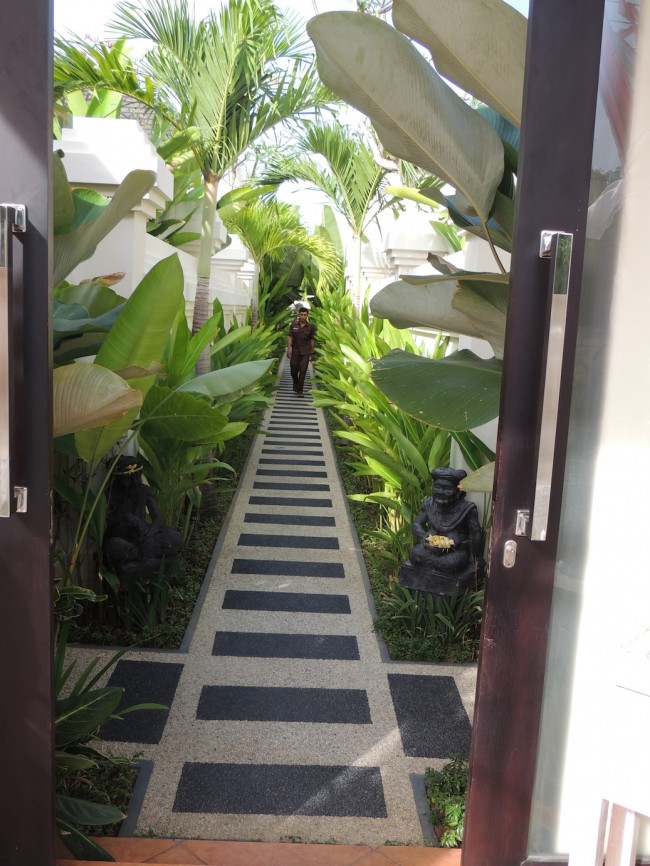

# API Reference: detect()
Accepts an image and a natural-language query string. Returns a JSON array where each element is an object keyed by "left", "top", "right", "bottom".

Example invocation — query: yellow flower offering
[{"left": 426, "top": 534, "right": 455, "bottom": 549}]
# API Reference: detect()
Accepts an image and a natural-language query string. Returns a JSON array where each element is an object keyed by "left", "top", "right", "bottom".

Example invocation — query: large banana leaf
[
  {"left": 177, "top": 359, "right": 274, "bottom": 398},
  {"left": 392, "top": 0, "right": 527, "bottom": 128},
  {"left": 452, "top": 279, "right": 509, "bottom": 359},
  {"left": 371, "top": 348, "right": 502, "bottom": 430},
  {"left": 53, "top": 168, "right": 156, "bottom": 286},
  {"left": 74, "top": 254, "right": 185, "bottom": 462},
  {"left": 307, "top": 12, "right": 504, "bottom": 221},
  {"left": 95, "top": 254, "right": 184, "bottom": 371},
  {"left": 459, "top": 460, "right": 495, "bottom": 493},
  {"left": 370, "top": 272, "right": 509, "bottom": 356},
  {"left": 139, "top": 387, "right": 230, "bottom": 442},
  {"left": 370, "top": 278, "right": 482, "bottom": 338},
  {"left": 53, "top": 363, "right": 142, "bottom": 438}
]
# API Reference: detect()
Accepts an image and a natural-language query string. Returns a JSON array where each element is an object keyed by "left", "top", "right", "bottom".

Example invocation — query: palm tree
[
  {"left": 258, "top": 120, "right": 395, "bottom": 308},
  {"left": 222, "top": 198, "right": 343, "bottom": 323},
  {"left": 54, "top": 0, "right": 333, "bottom": 371}
]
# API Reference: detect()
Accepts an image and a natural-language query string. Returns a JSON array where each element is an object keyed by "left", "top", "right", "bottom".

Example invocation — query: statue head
[
  {"left": 430, "top": 467, "right": 467, "bottom": 506},
  {"left": 114, "top": 455, "right": 144, "bottom": 477}
]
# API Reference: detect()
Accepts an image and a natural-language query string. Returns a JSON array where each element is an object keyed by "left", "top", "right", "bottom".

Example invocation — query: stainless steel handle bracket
[
  {"left": 531, "top": 230, "right": 573, "bottom": 541},
  {"left": 1, "top": 204, "right": 27, "bottom": 517}
]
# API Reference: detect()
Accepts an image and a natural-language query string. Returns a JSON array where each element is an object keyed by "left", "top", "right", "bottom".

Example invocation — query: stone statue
[
  {"left": 103, "top": 455, "right": 183, "bottom": 587},
  {"left": 400, "top": 467, "right": 483, "bottom": 596}
]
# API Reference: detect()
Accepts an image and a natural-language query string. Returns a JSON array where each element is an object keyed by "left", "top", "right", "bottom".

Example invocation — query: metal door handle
[
  {"left": 530, "top": 230, "right": 573, "bottom": 541},
  {"left": 0, "top": 204, "right": 27, "bottom": 517}
]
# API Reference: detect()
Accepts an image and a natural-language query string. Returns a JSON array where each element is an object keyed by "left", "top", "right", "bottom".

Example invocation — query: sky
[
  {"left": 54, "top": 0, "right": 528, "bottom": 40},
  {"left": 54, "top": 0, "right": 357, "bottom": 39}
]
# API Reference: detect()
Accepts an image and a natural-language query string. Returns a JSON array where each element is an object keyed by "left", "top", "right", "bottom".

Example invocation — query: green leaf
[
  {"left": 54, "top": 169, "right": 156, "bottom": 286},
  {"left": 458, "top": 460, "right": 495, "bottom": 493},
  {"left": 371, "top": 349, "right": 502, "bottom": 431},
  {"left": 140, "top": 386, "right": 229, "bottom": 441},
  {"left": 451, "top": 279, "right": 509, "bottom": 359},
  {"left": 177, "top": 359, "right": 273, "bottom": 398},
  {"left": 53, "top": 363, "right": 142, "bottom": 438},
  {"left": 56, "top": 817, "right": 115, "bottom": 861},
  {"left": 95, "top": 253, "right": 185, "bottom": 372},
  {"left": 56, "top": 794, "right": 125, "bottom": 826},
  {"left": 392, "top": 0, "right": 527, "bottom": 127},
  {"left": 55, "top": 687, "right": 123, "bottom": 747},
  {"left": 307, "top": 12, "right": 504, "bottom": 220},
  {"left": 370, "top": 277, "right": 481, "bottom": 337},
  {"left": 54, "top": 751, "right": 98, "bottom": 771},
  {"left": 53, "top": 152, "right": 74, "bottom": 232},
  {"left": 370, "top": 272, "right": 509, "bottom": 357}
]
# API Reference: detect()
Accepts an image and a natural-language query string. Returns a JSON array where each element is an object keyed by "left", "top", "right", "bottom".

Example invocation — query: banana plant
[
  {"left": 53, "top": 154, "right": 157, "bottom": 440},
  {"left": 307, "top": 0, "right": 528, "bottom": 488}
]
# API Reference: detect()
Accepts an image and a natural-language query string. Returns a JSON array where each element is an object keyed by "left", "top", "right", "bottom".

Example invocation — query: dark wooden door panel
[
  {"left": 0, "top": 2, "right": 55, "bottom": 865},
  {"left": 462, "top": 1, "right": 606, "bottom": 863}
]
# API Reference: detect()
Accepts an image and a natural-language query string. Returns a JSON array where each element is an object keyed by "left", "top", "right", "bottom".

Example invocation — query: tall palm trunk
[{"left": 193, "top": 172, "right": 219, "bottom": 374}]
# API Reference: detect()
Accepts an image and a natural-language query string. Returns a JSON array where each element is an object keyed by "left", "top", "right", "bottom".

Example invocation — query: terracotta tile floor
[{"left": 56, "top": 837, "right": 461, "bottom": 866}]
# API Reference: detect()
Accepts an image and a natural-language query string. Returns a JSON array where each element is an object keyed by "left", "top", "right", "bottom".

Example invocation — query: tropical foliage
[
  {"left": 312, "top": 285, "right": 492, "bottom": 571},
  {"left": 258, "top": 121, "right": 396, "bottom": 303},
  {"left": 222, "top": 196, "right": 343, "bottom": 323},
  {"left": 424, "top": 755, "right": 469, "bottom": 847},
  {"left": 54, "top": 0, "right": 335, "bottom": 370},
  {"left": 307, "top": 0, "right": 528, "bottom": 487}
]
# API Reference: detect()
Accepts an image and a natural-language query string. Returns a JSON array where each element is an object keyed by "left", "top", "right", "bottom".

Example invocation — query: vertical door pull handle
[
  {"left": 531, "top": 230, "right": 573, "bottom": 541},
  {"left": 0, "top": 204, "right": 27, "bottom": 517}
]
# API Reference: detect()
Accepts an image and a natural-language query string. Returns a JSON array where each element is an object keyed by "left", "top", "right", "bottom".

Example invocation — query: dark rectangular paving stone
[
  {"left": 232, "top": 558, "right": 344, "bottom": 578},
  {"left": 173, "top": 763, "right": 387, "bottom": 817},
  {"left": 222, "top": 589, "right": 350, "bottom": 613},
  {"left": 270, "top": 416, "right": 318, "bottom": 421},
  {"left": 267, "top": 422, "right": 320, "bottom": 428},
  {"left": 388, "top": 674, "right": 471, "bottom": 758},
  {"left": 237, "top": 533, "right": 339, "bottom": 549},
  {"left": 249, "top": 496, "right": 332, "bottom": 507},
  {"left": 256, "top": 469, "right": 327, "bottom": 477},
  {"left": 259, "top": 458, "right": 326, "bottom": 466},
  {"left": 197, "top": 685, "right": 370, "bottom": 724},
  {"left": 212, "top": 631, "right": 359, "bottom": 659},
  {"left": 262, "top": 442, "right": 323, "bottom": 450},
  {"left": 100, "top": 659, "right": 183, "bottom": 745},
  {"left": 244, "top": 513, "right": 335, "bottom": 526},
  {"left": 266, "top": 432, "right": 321, "bottom": 439},
  {"left": 253, "top": 482, "right": 330, "bottom": 491},
  {"left": 261, "top": 449, "right": 324, "bottom": 456}
]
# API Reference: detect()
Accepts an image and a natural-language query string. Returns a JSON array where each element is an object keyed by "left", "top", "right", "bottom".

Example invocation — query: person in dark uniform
[{"left": 287, "top": 306, "right": 315, "bottom": 396}]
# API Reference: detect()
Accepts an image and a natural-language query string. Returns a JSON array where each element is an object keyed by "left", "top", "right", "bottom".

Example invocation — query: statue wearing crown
[
  {"left": 103, "top": 455, "right": 183, "bottom": 586},
  {"left": 400, "top": 467, "right": 484, "bottom": 596}
]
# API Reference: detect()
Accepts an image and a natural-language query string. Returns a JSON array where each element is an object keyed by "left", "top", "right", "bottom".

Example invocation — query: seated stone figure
[
  {"left": 400, "top": 467, "right": 483, "bottom": 595},
  {"left": 103, "top": 455, "right": 183, "bottom": 586}
]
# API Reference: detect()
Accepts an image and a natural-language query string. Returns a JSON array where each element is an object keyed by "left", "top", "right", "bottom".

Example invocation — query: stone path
[{"left": 91, "top": 360, "right": 477, "bottom": 846}]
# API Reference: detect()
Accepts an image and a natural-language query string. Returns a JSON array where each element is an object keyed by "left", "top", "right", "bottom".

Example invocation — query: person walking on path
[{"left": 287, "top": 307, "right": 315, "bottom": 396}]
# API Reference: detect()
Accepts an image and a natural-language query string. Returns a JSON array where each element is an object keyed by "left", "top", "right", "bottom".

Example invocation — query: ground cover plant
[{"left": 424, "top": 756, "right": 469, "bottom": 847}]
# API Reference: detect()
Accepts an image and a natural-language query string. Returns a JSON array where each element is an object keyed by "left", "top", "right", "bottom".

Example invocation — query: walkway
[{"left": 82, "top": 360, "right": 477, "bottom": 850}]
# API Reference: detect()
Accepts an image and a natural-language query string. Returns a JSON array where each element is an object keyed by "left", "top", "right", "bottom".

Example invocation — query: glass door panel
[{"left": 528, "top": 0, "right": 645, "bottom": 854}]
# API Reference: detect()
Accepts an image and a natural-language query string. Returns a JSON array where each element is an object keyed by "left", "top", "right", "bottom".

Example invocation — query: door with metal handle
[
  {"left": 0, "top": 204, "right": 27, "bottom": 517},
  {"left": 530, "top": 230, "right": 573, "bottom": 541}
]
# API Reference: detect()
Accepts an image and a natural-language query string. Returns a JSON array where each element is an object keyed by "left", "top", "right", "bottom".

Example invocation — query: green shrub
[{"left": 424, "top": 756, "right": 469, "bottom": 847}]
